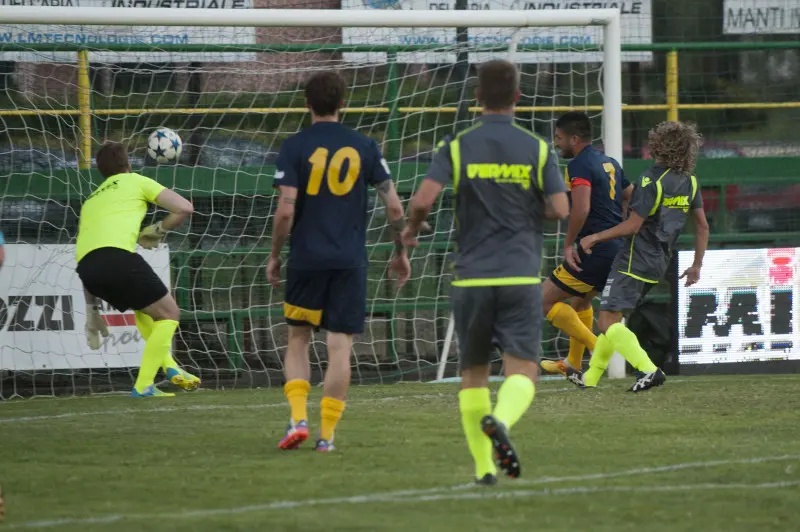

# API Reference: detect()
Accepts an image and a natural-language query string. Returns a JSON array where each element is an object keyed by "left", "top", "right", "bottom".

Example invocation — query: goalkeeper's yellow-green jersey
[{"left": 76, "top": 172, "right": 165, "bottom": 263}]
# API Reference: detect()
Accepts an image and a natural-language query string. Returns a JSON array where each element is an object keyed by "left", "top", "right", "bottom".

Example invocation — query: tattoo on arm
[
  {"left": 282, "top": 196, "right": 296, "bottom": 205},
  {"left": 375, "top": 179, "right": 392, "bottom": 203}
]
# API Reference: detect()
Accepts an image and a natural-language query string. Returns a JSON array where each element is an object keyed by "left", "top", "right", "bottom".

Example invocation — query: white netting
[{"left": 0, "top": 8, "right": 624, "bottom": 397}]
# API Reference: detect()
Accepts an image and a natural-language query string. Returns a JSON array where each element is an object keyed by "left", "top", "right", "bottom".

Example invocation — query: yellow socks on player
[
  {"left": 320, "top": 396, "right": 345, "bottom": 441},
  {"left": 547, "top": 302, "right": 597, "bottom": 352},
  {"left": 134, "top": 319, "right": 179, "bottom": 393},
  {"left": 284, "top": 379, "right": 310, "bottom": 424},
  {"left": 458, "top": 387, "right": 496, "bottom": 479},
  {"left": 606, "top": 323, "right": 658, "bottom": 374},
  {"left": 493, "top": 374, "right": 535, "bottom": 429},
  {"left": 135, "top": 311, "right": 180, "bottom": 373},
  {"left": 566, "top": 307, "right": 594, "bottom": 369},
  {"left": 583, "top": 323, "right": 658, "bottom": 387},
  {"left": 583, "top": 332, "right": 614, "bottom": 387}
]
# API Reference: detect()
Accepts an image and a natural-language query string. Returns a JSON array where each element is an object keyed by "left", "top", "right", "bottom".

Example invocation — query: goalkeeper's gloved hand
[
  {"left": 85, "top": 303, "right": 108, "bottom": 350},
  {"left": 138, "top": 221, "right": 167, "bottom": 250}
]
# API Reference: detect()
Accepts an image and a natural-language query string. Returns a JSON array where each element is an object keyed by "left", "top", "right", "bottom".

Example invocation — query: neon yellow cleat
[
  {"left": 167, "top": 368, "right": 201, "bottom": 391},
  {"left": 540, "top": 359, "right": 568, "bottom": 376}
]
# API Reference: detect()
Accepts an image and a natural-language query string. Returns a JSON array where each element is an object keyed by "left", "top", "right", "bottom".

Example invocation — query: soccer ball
[{"left": 147, "top": 127, "right": 182, "bottom": 164}]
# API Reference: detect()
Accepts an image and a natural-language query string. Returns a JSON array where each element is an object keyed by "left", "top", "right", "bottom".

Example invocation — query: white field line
[
  {"left": 0, "top": 387, "right": 580, "bottom": 424},
  {"left": 8, "top": 476, "right": 800, "bottom": 529}
]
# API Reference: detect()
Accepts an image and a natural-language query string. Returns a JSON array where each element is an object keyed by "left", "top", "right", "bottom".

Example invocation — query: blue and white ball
[{"left": 147, "top": 127, "right": 182, "bottom": 164}]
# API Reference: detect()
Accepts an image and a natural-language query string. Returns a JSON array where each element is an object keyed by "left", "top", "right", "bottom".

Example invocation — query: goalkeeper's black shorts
[{"left": 76, "top": 247, "right": 168, "bottom": 312}]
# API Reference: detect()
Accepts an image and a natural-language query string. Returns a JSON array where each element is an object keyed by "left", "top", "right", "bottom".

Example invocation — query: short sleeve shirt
[{"left": 76, "top": 173, "right": 165, "bottom": 262}]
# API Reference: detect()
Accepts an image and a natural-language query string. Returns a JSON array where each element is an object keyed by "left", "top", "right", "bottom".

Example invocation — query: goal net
[{"left": 0, "top": 6, "right": 624, "bottom": 398}]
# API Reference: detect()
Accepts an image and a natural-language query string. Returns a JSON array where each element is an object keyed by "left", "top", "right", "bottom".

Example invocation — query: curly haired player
[{"left": 578, "top": 121, "right": 710, "bottom": 392}]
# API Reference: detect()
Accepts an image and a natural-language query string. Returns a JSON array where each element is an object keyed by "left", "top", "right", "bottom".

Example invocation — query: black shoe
[
  {"left": 475, "top": 473, "right": 497, "bottom": 486},
  {"left": 480, "top": 415, "right": 521, "bottom": 479},
  {"left": 629, "top": 368, "right": 666, "bottom": 392},
  {"left": 632, "top": 370, "right": 647, "bottom": 380},
  {"left": 565, "top": 365, "right": 586, "bottom": 389}
]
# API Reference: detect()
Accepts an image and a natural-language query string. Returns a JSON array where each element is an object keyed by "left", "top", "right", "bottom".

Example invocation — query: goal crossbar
[{"left": 1, "top": 7, "right": 619, "bottom": 28}]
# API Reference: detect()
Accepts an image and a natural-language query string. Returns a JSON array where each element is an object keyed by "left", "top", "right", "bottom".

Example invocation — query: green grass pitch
[{"left": 1, "top": 375, "right": 799, "bottom": 531}]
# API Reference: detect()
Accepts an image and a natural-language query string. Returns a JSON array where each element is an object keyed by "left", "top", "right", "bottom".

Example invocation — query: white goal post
[{"left": 0, "top": 6, "right": 626, "bottom": 384}]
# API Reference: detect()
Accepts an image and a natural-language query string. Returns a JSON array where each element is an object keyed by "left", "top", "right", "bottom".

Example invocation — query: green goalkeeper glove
[
  {"left": 138, "top": 221, "right": 167, "bottom": 250},
  {"left": 85, "top": 303, "right": 108, "bottom": 350}
]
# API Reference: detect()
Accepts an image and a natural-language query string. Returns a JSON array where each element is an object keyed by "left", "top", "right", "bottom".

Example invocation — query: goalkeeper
[
  {"left": 404, "top": 59, "right": 568, "bottom": 484},
  {"left": 75, "top": 141, "right": 199, "bottom": 397},
  {"left": 580, "top": 121, "right": 709, "bottom": 392}
]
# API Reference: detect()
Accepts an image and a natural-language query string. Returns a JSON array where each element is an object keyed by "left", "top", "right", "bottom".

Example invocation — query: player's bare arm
[
  {"left": 580, "top": 211, "right": 645, "bottom": 254},
  {"left": 374, "top": 179, "right": 412, "bottom": 288},
  {"left": 563, "top": 184, "right": 590, "bottom": 270},
  {"left": 267, "top": 185, "right": 297, "bottom": 288},
  {"left": 681, "top": 207, "right": 709, "bottom": 287},
  {"left": 403, "top": 178, "right": 443, "bottom": 248},
  {"left": 621, "top": 183, "right": 634, "bottom": 218},
  {"left": 138, "top": 188, "right": 194, "bottom": 249},
  {"left": 374, "top": 179, "right": 406, "bottom": 255},
  {"left": 544, "top": 191, "right": 569, "bottom": 220}
]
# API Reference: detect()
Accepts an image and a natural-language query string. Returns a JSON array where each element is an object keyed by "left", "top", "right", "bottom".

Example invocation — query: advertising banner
[
  {"left": 0, "top": 244, "right": 170, "bottom": 371},
  {"left": 342, "top": 0, "right": 653, "bottom": 63},
  {"left": 724, "top": 0, "right": 800, "bottom": 35},
  {"left": 0, "top": 0, "right": 256, "bottom": 62},
  {"left": 677, "top": 247, "right": 799, "bottom": 365}
]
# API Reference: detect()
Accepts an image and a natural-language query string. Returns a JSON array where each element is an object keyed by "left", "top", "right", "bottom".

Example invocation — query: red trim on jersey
[{"left": 571, "top": 178, "right": 591, "bottom": 188}]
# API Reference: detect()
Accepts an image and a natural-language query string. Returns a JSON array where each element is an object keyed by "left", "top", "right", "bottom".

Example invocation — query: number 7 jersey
[
  {"left": 274, "top": 122, "right": 391, "bottom": 270},
  {"left": 565, "top": 145, "right": 629, "bottom": 257}
]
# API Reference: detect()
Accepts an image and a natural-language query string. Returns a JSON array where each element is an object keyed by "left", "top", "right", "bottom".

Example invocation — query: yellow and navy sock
[
  {"left": 284, "top": 379, "right": 310, "bottom": 424},
  {"left": 493, "top": 374, "right": 535, "bottom": 430},
  {"left": 134, "top": 319, "right": 179, "bottom": 393},
  {"left": 547, "top": 302, "right": 597, "bottom": 352},
  {"left": 606, "top": 323, "right": 658, "bottom": 374},
  {"left": 583, "top": 332, "right": 615, "bottom": 387},
  {"left": 320, "top": 396, "right": 345, "bottom": 442},
  {"left": 459, "top": 387, "right": 496, "bottom": 479},
  {"left": 566, "top": 307, "right": 594, "bottom": 370}
]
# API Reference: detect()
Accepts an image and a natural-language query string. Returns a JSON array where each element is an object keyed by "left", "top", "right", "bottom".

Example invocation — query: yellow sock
[
  {"left": 134, "top": 319, "right": 178, "bottom": 393},
  {"left": 284, "top": 379, "right": 310, "bottom": 424},
  {"left": 458, "top": 387, "right": 496, "bottom": 479},
  {"left": 320, "top": 396, "right": 345, "bottom": 441},
  {"left": 135, "top": 311, "right": 180, "bottom": 373},
  {"left": 547, "top": 302, "right": 597, "bottom": 351},
  {"left": 566, "top": 307, "right": 594, "bottom": 369},
  {"left": 583, "top": 332, "right": 615, "bottom": 387},
  {"left": 606, "top": 323, "right": 658, "bottom": 373},
  {"left": 493, "top": 374, "right": 535, "bottom": 429}
]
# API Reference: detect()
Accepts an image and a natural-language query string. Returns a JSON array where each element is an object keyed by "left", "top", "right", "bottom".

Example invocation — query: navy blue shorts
[
  {"left": 549, "top": 250, "right": 616, "bottom": 297},
  {"left": 284, "top": 267, "right": 367, "bottom": 334}
]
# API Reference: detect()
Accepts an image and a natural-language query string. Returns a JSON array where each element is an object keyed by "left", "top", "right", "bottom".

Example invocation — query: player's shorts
[
  {"left": 549, "top": 251, "right": 615, "bottom": 297},
  {"left": 451, "top": 284, "right": 542, "bottom": 370},
  {"left": 599, "top": 270, "right": 657, "bottom": 312},
  {"left": 284, "top": 267, "right": 367, "bottom": 335},
  {"left": 76, "top": 247, "right": 169, "bottom": 312}
]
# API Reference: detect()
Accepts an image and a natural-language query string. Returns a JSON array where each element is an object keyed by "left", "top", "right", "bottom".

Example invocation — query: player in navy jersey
[
  {"left": 540, "top": 112, "right": 634, "bottom": 385},
  {"left": 268, "top": 71, "right": 410, "bottom": 452}
]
